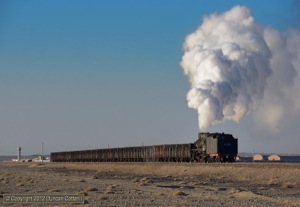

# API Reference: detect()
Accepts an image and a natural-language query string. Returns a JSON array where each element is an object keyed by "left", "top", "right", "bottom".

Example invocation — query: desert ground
[{"left": 0, "top": 162, "right": 299, "bottom": 207}]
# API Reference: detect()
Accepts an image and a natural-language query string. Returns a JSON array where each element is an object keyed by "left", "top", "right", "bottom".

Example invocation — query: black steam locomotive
[{"left": 50, "top": 133, "right": 238, "bottom": 163}]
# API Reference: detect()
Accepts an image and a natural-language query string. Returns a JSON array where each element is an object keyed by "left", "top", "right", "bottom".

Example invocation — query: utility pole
[{"left": 41, "top": 142, "right": 44, "bottom": 162}]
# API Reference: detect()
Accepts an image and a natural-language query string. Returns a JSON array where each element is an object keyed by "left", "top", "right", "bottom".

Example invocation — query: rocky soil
[{"left": 0, "top": 162, "right": 299, "bottom": 207}]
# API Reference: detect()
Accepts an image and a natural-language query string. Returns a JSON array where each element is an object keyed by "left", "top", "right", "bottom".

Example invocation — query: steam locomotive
[{"left": 50, "top": 133, "right": 238, "bottom": 163}]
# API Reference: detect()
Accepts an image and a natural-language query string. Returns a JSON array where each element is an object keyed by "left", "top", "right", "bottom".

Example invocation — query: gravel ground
[{"left": 0, "top": 162, "right": 299, "bottom": 207}]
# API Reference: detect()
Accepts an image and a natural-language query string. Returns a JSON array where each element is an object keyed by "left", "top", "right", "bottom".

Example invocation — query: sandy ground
[{"left": 0, "top": 162, "right": 299, "bottom": 207}]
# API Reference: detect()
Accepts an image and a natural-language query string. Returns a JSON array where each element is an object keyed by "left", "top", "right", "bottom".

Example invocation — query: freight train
[{"left": 50, "top": 132, "right": 238, "bottom": 163}]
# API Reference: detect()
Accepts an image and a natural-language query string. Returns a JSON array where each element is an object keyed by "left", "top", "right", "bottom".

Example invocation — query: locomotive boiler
[{"left": 50, "top": 132, "right": 238, "bottom": 163}]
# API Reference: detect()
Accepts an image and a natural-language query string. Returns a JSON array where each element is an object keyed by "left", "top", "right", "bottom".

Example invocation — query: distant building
[
  {"left": 253, "top": 154, "right": 263, "bottom": 161},
  {"left": 268, "top": 155, "right": 280, "bottom": 161}
]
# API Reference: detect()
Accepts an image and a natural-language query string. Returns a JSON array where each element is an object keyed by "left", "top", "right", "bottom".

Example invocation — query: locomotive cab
[{"left": 195, "top": 133, "right": 238, "bottom": 162}]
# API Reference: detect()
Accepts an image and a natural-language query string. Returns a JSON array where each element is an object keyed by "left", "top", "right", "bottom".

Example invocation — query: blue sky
[{"left": 0, "top": 0, "right": 299, "bottom": 155}]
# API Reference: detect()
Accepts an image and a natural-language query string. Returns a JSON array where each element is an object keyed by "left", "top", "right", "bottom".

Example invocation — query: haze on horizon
[{"left": 0, "top": 0, "right": 299, "bottom": 155}]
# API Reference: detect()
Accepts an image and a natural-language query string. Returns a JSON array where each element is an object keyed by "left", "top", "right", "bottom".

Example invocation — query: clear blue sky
[{"left": 0, "top": 0, "right": 299, "bottom": 155}]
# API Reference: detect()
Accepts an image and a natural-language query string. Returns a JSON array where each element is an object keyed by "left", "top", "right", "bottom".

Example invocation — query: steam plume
[{"left": 181, "top": 5, "right": 300, "bottom": 132}]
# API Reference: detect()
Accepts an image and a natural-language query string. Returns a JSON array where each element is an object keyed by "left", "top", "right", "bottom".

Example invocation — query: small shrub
[
  {"left": 131, "top": 178, "right": 139, "bottom": 183},
  {"left": 98, "top": 195, "right": 109, "bottom": 201},
  {"left": 282, "top": 183, "right": 294, "bottom": 189},
  {"left": 78, "top": 191, "right": 88, "bottom": 196},
  {"left": 173, "top": 191, "right": 187, "bottom": 196},
  {"left": 105, "top": 186, "right": 114, "bottom": 194},
  {"left": 16, "top": 183, "right": 24, "bottom": 187},
  {"left": 48, "top": 189, "right": 60, "bottom": 192},
  {"left": 85, "top": 187, "right": 98, "bottom": 192}
]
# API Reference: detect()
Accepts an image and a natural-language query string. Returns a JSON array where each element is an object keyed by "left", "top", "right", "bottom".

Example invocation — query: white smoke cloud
[
  {"left": 181, "top": 5, "right": 300, "bottom": 132},
  {"left": 255, "top": 29, "right": 300, "bottom": 132}
]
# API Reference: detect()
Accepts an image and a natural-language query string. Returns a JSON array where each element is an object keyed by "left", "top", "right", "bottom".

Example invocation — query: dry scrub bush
[
  {"left": 131, "top": 178, "right": 139, "bottom": 183},
  {"left": 24, "top": 177, "right": 31, "bottom": 181},
  {"left": 178, "top": 181, "right": 186, "bottom": 185},
  {"left": 85, "top": 187, "right": 98, "bottom": 192},
  {"left": 98, "top": 195, "right": 109, "bottom": 201},
  {"left": 92, "top": 175, "right": 99, "bottom": 179},
  {"left": 137, "top": 177, "right": 153, "bottom": 186},
  {"left": 24, "top": 177, "right": 34, "bottom": 183},
  {"left": 16, "top": 183, "right": 24, "bottom": 187},
  {"left": 173, "top": 190, "right": 187, "bottom": 196},
  {"left": 217, "top": 187, "right": 227, "bottom": 191},
  {"left": 281, "top": 183, "right": 294, "bottom": 189},
  {"left": 257, "top": 186, "right": 268, "bottom": 190},
  {"left": 140, "top": 177, "right": 150, "bottom": 182},
  {"left": 48, "top": 189, "right": 60, "bottom": 192},
  {"left": 139, "top": 182, "right": 147, "bottom": 186},
  {"left": 105, "top": 186, "right": 114, "bottom": 194},
  {"left": 188, "top": 181, "right": 199, "bottom": 186},
  {"left": 78, "top": 191, "right": 88, "bottom": 196},
  {"left": 228, "top": 188, "right": 241, "bottom": 194}
]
